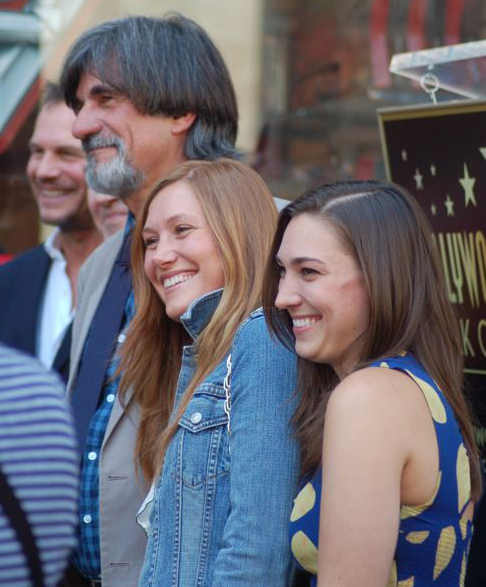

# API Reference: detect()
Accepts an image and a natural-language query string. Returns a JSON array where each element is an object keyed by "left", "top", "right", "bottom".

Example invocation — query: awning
[
  {"left": 0, "top": 4, "right": 40, "bottom": 153},
  {"left": 0, "top": 0, "right": 89, "bottom": 154}
]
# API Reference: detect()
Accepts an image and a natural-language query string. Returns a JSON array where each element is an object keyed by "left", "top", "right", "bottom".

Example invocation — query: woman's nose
[
  {"left": 152, "top": 241, "right": 178, "bottom": 267},
  {"left": 275, "top": 276, "right": 301, "bottom": 310}
]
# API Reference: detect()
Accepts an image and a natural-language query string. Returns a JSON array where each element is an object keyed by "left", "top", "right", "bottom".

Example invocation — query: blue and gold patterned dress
[{"left": 289, "top": 353, "right": 473, "bottom": 586}]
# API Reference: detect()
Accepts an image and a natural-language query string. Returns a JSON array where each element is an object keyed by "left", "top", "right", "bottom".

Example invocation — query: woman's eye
[
  {"left": 278, "top": 265, "right": 286, "bottom": 278},
  {"left": 301, "top": 267, "right": 317, "bottom": 277},
  {"left": 175, "top": 225, "right": 192, "bottom": 235},
  {"left": 143, "top": 238, "right": 157, "bottom": 248}
]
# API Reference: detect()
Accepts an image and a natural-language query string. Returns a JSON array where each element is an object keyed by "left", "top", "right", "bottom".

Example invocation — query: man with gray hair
[{"left": 60, "top": 14, "right": 238, "bottom": 587}]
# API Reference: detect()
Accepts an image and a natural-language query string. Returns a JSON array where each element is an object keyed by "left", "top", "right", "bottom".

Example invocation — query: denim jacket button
[{"left": 190, "top": 411, "right": 202, "bottom": 424}]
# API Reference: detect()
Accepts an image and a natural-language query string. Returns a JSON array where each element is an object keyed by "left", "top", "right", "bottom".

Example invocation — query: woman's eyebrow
[{"left": 276, "top": 255, "right": 326, "bottom": 266}]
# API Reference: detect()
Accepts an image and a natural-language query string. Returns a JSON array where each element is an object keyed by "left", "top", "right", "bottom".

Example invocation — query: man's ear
[{"left": 171, "top": 113, "right": 196, "bottom": 135}]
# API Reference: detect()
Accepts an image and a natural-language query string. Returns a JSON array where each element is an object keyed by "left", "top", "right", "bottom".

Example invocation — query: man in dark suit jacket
[
  {"left": 0, "top": 82, "right": 101, "bottom": 382},
  {"left": 0, "top": 245, "right": 70, "bottom": 380}
]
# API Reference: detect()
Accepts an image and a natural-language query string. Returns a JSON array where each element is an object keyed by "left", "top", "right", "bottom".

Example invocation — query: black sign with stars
[{"left": 378, "top": 100, "right": 486, "bottom": 447}]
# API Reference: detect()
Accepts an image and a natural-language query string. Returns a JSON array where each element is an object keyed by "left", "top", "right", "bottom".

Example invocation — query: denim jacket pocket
[{"left": 176, "top": 385, "right": 230, "bottom": 489}]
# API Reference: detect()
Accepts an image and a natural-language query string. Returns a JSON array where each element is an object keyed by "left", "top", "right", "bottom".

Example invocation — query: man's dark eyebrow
[
  {"left": 72, "top": 84, "right": 118, "bottom": 113},
  {"left": 89, "top": 84, "right": 118, "bottom": 98},
  {"left": 57, "top": 145, "right": 85, "bottom": 156},
  {"left": 27, "top": 141, "right": 84, "bottom": 156}
]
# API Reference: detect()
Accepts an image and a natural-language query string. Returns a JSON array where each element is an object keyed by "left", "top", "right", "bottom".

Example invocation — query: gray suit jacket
[{"left": 68, "top": 231, "right": 148, "bottom": 587}]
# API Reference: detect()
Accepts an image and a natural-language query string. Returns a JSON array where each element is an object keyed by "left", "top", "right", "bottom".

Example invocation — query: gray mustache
[{"left": 82, "top": 134, "right": 123, "bottom": 154}]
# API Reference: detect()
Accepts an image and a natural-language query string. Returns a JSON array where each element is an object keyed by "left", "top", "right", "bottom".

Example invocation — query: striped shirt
[{"left": 0, "top": 343, "right": 78, "bottom": 586}]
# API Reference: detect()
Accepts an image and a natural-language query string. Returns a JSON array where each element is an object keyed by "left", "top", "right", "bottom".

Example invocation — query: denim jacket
[{"left": 138, "top": 289, "right": 300, "bottom": 587}]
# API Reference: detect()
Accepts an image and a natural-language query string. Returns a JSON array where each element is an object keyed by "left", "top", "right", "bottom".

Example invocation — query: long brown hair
[
  {"left": 262, "top": 180, "right": 481, "bottom": 500},
  {"left": 120, "top": 159, "right": 277, "bottom": 480}
]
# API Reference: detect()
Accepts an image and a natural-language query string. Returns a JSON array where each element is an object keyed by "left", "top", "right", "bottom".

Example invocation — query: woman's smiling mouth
[{"left": 163, "top": 272, "right": 196, "bottom": 289}]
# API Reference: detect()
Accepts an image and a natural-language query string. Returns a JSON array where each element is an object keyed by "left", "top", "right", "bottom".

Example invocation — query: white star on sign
[
  {"left": 414, "top": 168, "right": 423, "bottom": 190},
  {"left": 459, "top": 163, "right": 477, "bottom": 207},
  {"left": 444, "top": 194, "right": 454, "bottom": 217}
]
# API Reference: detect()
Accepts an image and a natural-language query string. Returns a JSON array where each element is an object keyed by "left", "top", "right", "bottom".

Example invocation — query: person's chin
[
  {"left": 165, "top": 297, "right": 190, "bottom": 322},
  {"left": 90, "top": 146, "right": 115, "bottom": 160},
  {"left": 294, "top": 340, "right": 321, "bottom": 363},
  {"left": 39, "top": 212, "right": 68, "bottom": 226},
  {"left": 166, "top": 307, "right": 185, "bottom": 322}
]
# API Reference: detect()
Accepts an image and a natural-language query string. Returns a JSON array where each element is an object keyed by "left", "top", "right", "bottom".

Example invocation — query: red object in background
[
  {"left": 406, "top": 0, "right": 428, "bottom": 51},
  {"left": 354, "top": 154, "right": 376, "bottom": 180},
  {"left": 445, "top": 0, "right": 467, "bottom": 45},
  {"left": 0, "top": 255, "right": 13, "bottom": 265},
  {"left": 370, "top": 0, "right": 391, "bottom": 88},
  {"left": 0, "top": 0, "right": 31, "bottom": 10}
]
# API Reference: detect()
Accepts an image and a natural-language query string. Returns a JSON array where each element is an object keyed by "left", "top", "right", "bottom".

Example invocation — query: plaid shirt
[{"left": 73, "top": 219, "right": 135, "bottom": 579}]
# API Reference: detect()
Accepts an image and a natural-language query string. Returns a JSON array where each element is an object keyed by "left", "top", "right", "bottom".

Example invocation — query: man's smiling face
[{"left": 27, "top": 101, "right": 92, "bottom": 231}]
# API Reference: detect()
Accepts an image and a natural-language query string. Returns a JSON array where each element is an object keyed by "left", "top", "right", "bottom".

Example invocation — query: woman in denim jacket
[{"left": 120, "top": 159, "right": 300, "bottom": 587}]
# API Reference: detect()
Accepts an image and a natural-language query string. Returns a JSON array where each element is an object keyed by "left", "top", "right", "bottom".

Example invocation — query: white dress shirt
[{"left": 37, "top": 229, "right": 74, "bottom": 368}]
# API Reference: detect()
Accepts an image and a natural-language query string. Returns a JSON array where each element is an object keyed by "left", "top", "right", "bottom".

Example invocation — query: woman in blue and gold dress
[{"left": 263, "top": 180, "right": 481, "bottom": 587}]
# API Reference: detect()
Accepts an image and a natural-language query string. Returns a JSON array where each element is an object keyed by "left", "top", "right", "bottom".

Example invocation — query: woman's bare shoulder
[{"left": 327, "top": 366, "right": 419, "bottom": 426}]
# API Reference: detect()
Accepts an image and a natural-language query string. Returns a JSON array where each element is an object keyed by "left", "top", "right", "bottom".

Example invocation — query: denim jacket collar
[{"left": 180, "top": 288, "right": 223, "bottom": 341}]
